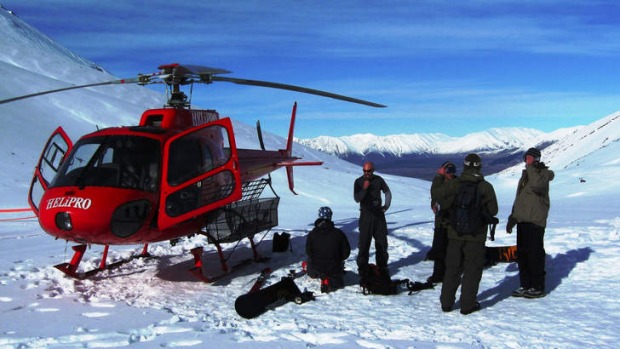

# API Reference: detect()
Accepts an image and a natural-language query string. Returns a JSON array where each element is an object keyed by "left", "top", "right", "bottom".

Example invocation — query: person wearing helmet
[
  {"left": 439, "top": 153, "right": 498, "bottom": 315},
  {"left": 305, "top": 206, "right": 351, "bottom": 292},
  {"left": 506, "top": 147, "right": 554, "bottom": 299},
  {"left": 426, "top": 161, "right": 458, "bottom": 284}
]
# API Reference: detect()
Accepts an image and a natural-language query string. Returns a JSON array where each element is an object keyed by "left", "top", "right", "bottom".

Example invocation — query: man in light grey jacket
[{"left": 507, "top": 147, "right": 555, "bottom": 299}]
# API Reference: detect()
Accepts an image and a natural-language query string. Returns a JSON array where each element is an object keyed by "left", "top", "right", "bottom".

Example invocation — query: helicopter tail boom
[{"left": 237, "top": 103, "right": 322, "bottom": 193}]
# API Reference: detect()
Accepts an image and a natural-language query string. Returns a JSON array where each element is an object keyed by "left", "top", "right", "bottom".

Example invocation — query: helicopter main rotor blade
[
  {"left": 0, "top": 63, "right": 386, "bottom": 108},
  {"left": 0, "top": 77, "right": 145, "bottom": 105},
  {"left": 211, "top": 76, "right": 386, "bottom": 108}
]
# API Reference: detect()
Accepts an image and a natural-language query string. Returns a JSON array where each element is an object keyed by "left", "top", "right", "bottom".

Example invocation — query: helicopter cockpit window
[
  {"left": 51, "top": 136, "right": 161, "bottom": 192},
  {"left": 167, "top": 125, "right": 230, "bottom": 186}
]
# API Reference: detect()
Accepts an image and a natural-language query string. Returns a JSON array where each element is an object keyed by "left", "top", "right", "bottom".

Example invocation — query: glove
[{"left": 506, "top": 215, "right": 517, "bottom": 234}]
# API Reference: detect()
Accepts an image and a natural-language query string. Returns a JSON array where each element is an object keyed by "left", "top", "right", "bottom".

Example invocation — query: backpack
[
  {"left": 361, "top": 264, "right": 401, "bottom": 295},
  {"left": 361, "top": 264, "right": 434, "bottom": 295},
  {"left": 449, "top": 181, "right": 485, "bottom": 236},
  {"left": 272, "top": 232, "right": 290, "bottom": 252}
]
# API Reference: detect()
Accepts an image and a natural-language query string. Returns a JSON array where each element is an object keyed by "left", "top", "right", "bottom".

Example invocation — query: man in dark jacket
[
  {"left": 439, "top": 154, "right": 498, "bottom": 315},
  {"left": 353, "top": 161, "right": 392, "bottom": 285},
  {"left": 427, "top": 161, "right": 457, "bottom": 283},
  {"left": 506, "top": 147, "right": 554, "bottom": 299},
  {"left": 306, "top": 207, "right": 351, "bottom": 291}
]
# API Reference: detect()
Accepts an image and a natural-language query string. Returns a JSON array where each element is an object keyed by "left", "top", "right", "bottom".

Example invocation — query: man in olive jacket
[
  {"left": 426, "top": 161, "right": 457, "bottom": 283},
  {"left": 439, "top": 154, "right": 498, "bottom": 315},
  {"left": 506, "top": 147, "right": 554, "bottom": 299}
]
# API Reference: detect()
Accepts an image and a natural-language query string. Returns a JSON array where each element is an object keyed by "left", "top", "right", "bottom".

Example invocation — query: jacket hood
[
  {"left": 314, "top": 218, "right": 335, "bottom": 229},
  {"left": 460, "top": 166, "right": 484, "bottom": 182}
]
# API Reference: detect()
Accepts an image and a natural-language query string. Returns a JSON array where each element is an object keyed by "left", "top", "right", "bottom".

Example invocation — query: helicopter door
[
  {"left": 158, "top": 118, "right": 241, "bottom": 230},
  {"left": 28, "top": 127, "right": 73, "bottom": 215}
]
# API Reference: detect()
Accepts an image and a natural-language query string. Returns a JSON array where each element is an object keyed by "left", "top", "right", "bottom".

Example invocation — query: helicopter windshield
[{"left": 51, "top": 135, "right": 161, "bottom": 192}]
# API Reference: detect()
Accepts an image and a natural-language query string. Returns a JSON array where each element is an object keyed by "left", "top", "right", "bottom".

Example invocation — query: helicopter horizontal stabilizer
[
  {"left": 276, "top": 161, "right": 323, "bottom": 167},
  {"left": 283, "top": 161, "right": 323, "bottom": 195}
]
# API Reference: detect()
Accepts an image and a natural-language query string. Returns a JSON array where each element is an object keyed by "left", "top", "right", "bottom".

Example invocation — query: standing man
[
  {"left": 305, "top": 206, "right": 351, "bottom": 292},
  {"left": 354, "top": 161, "right": 392, "bottom": 285},
  {"left": 506, "top": 147, "right": 554, "bottom": 299},
  {"left": 439, "top": 154, "right": 498, "bottom": 315},
  {"left": 427, "top": 161, "right": 457, "bottom": 284}
]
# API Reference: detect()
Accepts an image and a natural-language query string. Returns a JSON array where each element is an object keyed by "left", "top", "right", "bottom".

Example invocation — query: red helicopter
[{"left": 1, "top": 63, "right": 385, "bottom": 281}]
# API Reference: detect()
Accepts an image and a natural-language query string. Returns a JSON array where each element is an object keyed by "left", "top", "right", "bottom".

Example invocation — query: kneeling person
[{"left": 306, "top": 207, "right": 351, "bottom": 292}]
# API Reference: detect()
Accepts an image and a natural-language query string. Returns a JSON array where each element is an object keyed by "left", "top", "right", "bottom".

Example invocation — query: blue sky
[{"left": 3, "top": 0, "right": 620, "bottom": 138}]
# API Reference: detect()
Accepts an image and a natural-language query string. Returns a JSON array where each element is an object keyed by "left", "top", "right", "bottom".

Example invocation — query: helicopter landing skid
[
  {"left": 187, "top": 244, "right": 268, "bottom": 283},
  {"left": 54, "top": 244, "right": 152, "bottom": 279}
]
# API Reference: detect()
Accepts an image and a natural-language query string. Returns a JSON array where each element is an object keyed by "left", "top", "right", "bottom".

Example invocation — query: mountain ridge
[
  {"left": 296, "top": 126, "right": 578, "bottom": 157},
  {"left": 296, "top": 126, "right": 579, "bottom": 179}
]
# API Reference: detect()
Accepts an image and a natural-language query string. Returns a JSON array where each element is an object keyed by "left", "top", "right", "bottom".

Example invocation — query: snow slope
[{"left": 1, "top": 6, "right": 619, "bottom": 349}]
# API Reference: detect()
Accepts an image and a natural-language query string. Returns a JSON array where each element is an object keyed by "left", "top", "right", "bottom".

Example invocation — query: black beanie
[
  {"left": 441, "top": 161, "right": 457, "bottom": 174},
  {"left": 464, "top": 153, "right": 482, "bottom": 168},
  {"left": 525, "top": 147, "right": 541, "bottom": 161}
]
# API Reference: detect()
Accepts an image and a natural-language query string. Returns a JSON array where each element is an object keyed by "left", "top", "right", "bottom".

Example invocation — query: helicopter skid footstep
[
  {"left": 54, "top": 244, "right": 154, "bottom": 280},
  {"left": 188, "top": 253, "right": 270, "bottom": 283}
]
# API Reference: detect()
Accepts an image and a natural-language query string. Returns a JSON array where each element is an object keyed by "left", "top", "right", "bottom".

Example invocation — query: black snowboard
[
  {"left": 235, "top": 277, "right": 313, "bottom": 319},
  {"left": 485, "top": 245, "right": 517, "bottom": 266}
]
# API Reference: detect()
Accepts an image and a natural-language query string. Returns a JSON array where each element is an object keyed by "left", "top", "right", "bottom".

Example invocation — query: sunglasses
[{"left": 363, "top": 169, "right": 374, "bottom": 173}]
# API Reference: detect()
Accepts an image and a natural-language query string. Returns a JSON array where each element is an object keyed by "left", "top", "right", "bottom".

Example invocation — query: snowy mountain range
[
  {"left": 297, "top": 127, "right": 580, "bottom": 179},
  {"left": 1, "top": 5, "right": 620, "bottom": 348},
  {"left": 296, "top": 127, "right": 579, "bottom": 178},
  {"left": 296, "top": 127, "right": 576, "bottom": 157}
]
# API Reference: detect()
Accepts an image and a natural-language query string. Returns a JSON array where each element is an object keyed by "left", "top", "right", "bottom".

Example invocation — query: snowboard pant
[
  {"left": 516, "top": 223, "right": 546, "bottom": 291},
  {"left": 427, "top": 218, "right": 448, "bottom": 278},
  {"left": 357, "top": 210, "right": 389, "bottom": 276},
  {"left": 307, "top": 263, "right": 345, "bottom": 290},
  {"left": 440, "top": 239, "right": 485, "bottom": 311}
]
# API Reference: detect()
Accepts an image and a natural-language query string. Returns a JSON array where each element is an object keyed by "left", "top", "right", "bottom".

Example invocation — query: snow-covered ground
[
  {"left": 2, "top": 143, "right": 620, "bottom": 348},
  {"left": 1, "top": 5, "right": 620, "bottom": 349}
]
